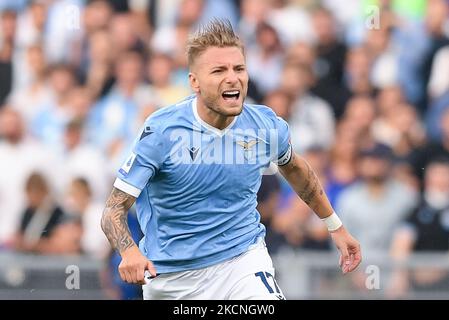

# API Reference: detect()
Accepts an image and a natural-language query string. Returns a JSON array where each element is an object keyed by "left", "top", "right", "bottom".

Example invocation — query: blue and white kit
[{"left": 114, "top": 95, "right": 292, "bottom": 274}]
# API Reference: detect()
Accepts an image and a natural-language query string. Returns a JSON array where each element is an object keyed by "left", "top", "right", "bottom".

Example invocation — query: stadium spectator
[
  {"left": 31, "top": 63, "right": 78, "bottom": 147},
  {"left": 238, "top": 0, "right": 270, "bottom": 50},
  {"left": 365, "top": 25, "right": 399, "bottom": 90},
  {"left": 0, "top": 108, "right": 59, "bottom": 247},
  {"left": 375, "top": 85, "right": 405, "bottom": 120},
  {"left": 109, "top": 13, "right": 146, "bottom": 57},
  {"left": 427, "top": 45, "right": 449, "bottom": 100},
  {"left": 145, "top": 52, "right": 190, "bottom": 106},
  {"left": 58, "top": 118, "right": 110, "bottom": 201},
  {"left": 285, "top": 41, "right": 316, "bottom": 69},
  {"left": 280, "top": 62, "right": 335, "bottom": 154},
  {"left": 0, "top": 10, "right": 16, "bottom": 106},
  {"left": 337, "top": 142, "right": 418, "bottom": 291},
  {"left": 8, "top": 44, "right": 51, "bottom": 127},
  {"left": 42, "top": 0, "right": 85, "bottom": 64},
  {"left": 311, "top": 6, "right": 348, "bottom": 116},
  {"left": 81, "top": 29, "right": 115, "bottom": 98},
  {"left": 150, "top": 0, "right": 204, "bottom": 58},
  {"left": 263, "top": 89, "right": 293, "bottom": 120},
  {"left": 13, "top": 172, "right": 79, "bottom": 254},
  {"left": 338, "top": 143, "right": 417, "bottom": 257},
  {"left": 426, "top": 90, "right": 449, "bottom": 142},
  {"left": 325, "top": 120, "right": 360, "bottom": 208},
  {"left": 389, "top": 159, "right": 449, "bottom": 298},
  {"left": 340, "top": 47, "right": 376, "bottom": 115},
  {"left": 247, "top": 21, "right": 284, "bottom": 94},
  {"left": 66, "top": 86, "right": 95, "bottom": 122},
  {"left": 64, "top": 177, "right": 110, "bottom": 259},
  {"left": 372, "top": 102, "right": 426, "bottom": 157},
  {"left": 200, "top": 0, "right": 239, "bottom": 29},
  {"left": 266, "top": 0, "right": 314, "bottom": 46},
  {"left": 407, "top": 107, "right": 449, "bottom": 185},
  {"left": 83, "top": 0, "right": 113, "bottom": 35},
  {"left": 340, "top": 95, "right": 377, "bottom": 147},
  {"left": 87, "top": 51, "right": 158, "bottom": 165},
  {"left": 13, "top": 0, "right": 47, "bottom": 91},
  {"left": 416, "top": 0, "right": 449, "bottom": 113}
]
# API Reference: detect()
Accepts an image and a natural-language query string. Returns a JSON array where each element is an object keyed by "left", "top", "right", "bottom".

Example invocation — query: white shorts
[{"left": 142, "top": 240, "right": 285, "bottom": 300}]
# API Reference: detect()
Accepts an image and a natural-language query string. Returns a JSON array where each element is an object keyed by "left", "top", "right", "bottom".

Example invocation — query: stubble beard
[{"left": 203, "top": 93, "right": 245, "bottom": 117}]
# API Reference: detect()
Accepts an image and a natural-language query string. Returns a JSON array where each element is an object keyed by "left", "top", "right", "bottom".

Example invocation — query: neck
[
  {"left": 78, "top": 200, "right": 89, "bottom": 213},
  {"left": 57, "top": 94, "right": 68, "bottom": 107},
  {"left": 196, "top": 96, "right": 235, "bottom": 130},
  {"left": 366, "top": 180, "right": 386, "bottom": 197},
  {"left": 119, "top": 82, "right": 137, "bottom": 97},
  {"left": 7, "top": 134, "right": 23, "bottom": 145}
]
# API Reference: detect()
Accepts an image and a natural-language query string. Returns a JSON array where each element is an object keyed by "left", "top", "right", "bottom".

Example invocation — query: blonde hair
[{"left": 186, "top": 19, "right": 244, "bottom": 67}]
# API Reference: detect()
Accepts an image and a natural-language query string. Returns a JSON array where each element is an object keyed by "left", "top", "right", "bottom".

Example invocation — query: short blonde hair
[{"left": 186, "top": 19, "right": 245, "bottom": 67}]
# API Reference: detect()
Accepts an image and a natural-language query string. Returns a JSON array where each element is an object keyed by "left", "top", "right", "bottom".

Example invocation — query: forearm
[
  {"left": 101, "top": 187, "right": 137, "bottom": 255},
  {"left": 280, "top": 153, "right": 361, "bottom": 273},
  {"left": 279, "top": 152, "right": 333, "bottom": 219}
]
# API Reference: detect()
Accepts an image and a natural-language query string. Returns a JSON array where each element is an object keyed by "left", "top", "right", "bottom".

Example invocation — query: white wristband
[{"left": 321, "top": 212, "right": 343, "bottom": 232}]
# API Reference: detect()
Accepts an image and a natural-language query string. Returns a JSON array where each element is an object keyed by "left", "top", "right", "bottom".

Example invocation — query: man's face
[
  {"left": 189, "top": 46, "right": 248, "bottom": 117},
  {"left": 0, "top": 109, "right": 23, "bottom": 143},
  {"left": 359, "top": 156, "right": 390, "bottom": 183},
  {"left": 426, "top": 164, "right": 449, "bottom": 194}
]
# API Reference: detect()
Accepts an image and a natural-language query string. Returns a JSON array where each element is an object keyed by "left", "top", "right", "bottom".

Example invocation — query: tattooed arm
[
  {"left": 278, "top": 152, "right": 362, "bottom": 274},
  {"left": 278, "top": 152, "right": 332, "bottom": 219},
  {"left": 101, "top": 187, "right": 156, "bottom": 283},
  {"left": 101, "top": 187, "right": 136, "bottom": 253}
]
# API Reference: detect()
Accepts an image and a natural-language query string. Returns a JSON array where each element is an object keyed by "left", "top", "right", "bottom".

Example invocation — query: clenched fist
[{"left": 119, "top": 246, "right": 157, "bottom": 284}]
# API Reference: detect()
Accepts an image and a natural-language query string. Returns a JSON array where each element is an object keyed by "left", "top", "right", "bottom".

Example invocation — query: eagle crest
[{"left": 236, "top": 140, "right": 259, "bottom": 150}]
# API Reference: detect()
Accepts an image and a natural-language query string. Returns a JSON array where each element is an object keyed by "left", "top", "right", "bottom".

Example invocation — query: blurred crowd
[{"left": 1, "top": 0, "right": 449, "bottom": 298}]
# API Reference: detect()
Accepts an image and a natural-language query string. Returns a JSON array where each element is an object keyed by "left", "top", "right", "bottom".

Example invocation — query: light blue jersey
[{"left": 114, "top": 95, "right": 292, "bottom": 273}]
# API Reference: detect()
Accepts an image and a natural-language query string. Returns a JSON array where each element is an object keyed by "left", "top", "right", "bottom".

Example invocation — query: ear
[{"left": 189, "top": 72, "right": 200, "bottom": 93}]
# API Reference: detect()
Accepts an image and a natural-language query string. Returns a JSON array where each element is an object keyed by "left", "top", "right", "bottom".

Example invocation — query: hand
[
  {"left": 330, "top": 226, "right": 362, "bottom": 274},
  {"left": 119, "top": 246, "right": 157, "bottom": 284}
]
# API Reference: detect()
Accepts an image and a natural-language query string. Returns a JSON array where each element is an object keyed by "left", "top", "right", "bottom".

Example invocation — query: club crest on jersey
[{"left": 237, "top": 139, "right": 259, "bottom": 160}]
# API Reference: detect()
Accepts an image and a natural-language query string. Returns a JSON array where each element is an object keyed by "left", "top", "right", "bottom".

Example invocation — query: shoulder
[
  {"left": 143, "top": 95, "right": 194, "bottom": 133},
  {"left": 389, "top": 180, "right": 416, "bottom": 197},
  {"left": 389, "top": 180, "right": 418, "bottom": 205},
  {"left": 405, "top": 202, "right": 421, "bottom": 222},
  {"left": 244, "top": 103, "right": 278, "bottom": 119},
  {"left": 243, "top": 103, "right": 284, "bottom": 127}
]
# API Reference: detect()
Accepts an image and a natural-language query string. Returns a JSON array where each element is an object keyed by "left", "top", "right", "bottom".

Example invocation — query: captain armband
[{"left": 276, "top": 144, "right": 292, "bottom": 166}]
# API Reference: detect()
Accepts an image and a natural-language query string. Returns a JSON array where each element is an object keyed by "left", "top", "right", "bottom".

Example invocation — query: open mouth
[{"left": 222, "top": 90, "right": 240, "bottom": 101}]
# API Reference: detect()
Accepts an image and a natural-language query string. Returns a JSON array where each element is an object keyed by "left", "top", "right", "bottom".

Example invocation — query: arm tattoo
[
  {"left": 280, "top": 152, "right": 330, "bottom": 217},
  {"left": 298, "top": 161, "right": 323, "bottom": 206},
  {"left": 101, "top": 187, "right": 136, "bottom": 254},
  {"left": 282, "top": 154, "right": 324, "bottom": 208}
]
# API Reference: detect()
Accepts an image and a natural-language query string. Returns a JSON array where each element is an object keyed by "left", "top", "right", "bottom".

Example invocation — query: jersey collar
[{"left": 192, "top": 97, "right": 238, "bottom": 137}]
